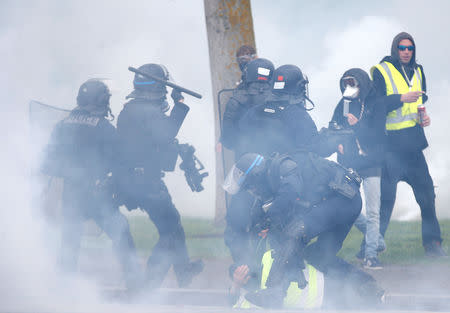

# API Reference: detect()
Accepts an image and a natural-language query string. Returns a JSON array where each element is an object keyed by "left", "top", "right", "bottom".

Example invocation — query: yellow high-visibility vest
[
  {"left": 371, "top": 61, "right": 423, "bottom": 130},
  {"left": 233, "top": 250, "right": 324, "bottom": 309}
]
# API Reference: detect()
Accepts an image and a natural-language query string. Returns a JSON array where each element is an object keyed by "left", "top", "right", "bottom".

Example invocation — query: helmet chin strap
[
  {"left": 106, "top": 107, "right": 115, "bottom": 121},
  {"left": 304, "top": 95, "right": 315, "bottom": 111}
]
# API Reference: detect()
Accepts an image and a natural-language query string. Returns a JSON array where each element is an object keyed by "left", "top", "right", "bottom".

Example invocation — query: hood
[
  {"left": 339, "top": 68, "right": 375, "bottom": 101},
  {"left": 381, "top": 32, "right": 417, "bottom": 68}
]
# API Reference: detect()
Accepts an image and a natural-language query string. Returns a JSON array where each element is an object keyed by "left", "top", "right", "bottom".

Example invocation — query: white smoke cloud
[
  {"left": 1, "top": 0, "right": 450, "bottom": 311},
  {"left": 0, "top": 1, "right": 213, "bottom": 311},
  {"left": 0, "top": 0, "right": 214, "bottom": 219}
]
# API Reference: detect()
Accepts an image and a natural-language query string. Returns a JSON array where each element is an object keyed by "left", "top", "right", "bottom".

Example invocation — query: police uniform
[
  {"left": 237, "top": 64, "right": 334, "bottom": 158},
  {"left": 221, "top": 58, "right": 275, "bottom": 284},
  {"left": 371, "top": 32, "right": 443, "bottom": 253},
  {"left": 115, "top": 64, "right": 202, "bottom": 288},
  {"left": 224, "top": 152, "right": 364, "bottom": 308},
  {"left": 224, "top": 65, "right": 341, "bottom": 296},
  {"left": 42, "top": 79, "right": 140, "bottom": 287},
  {"left": 221, "top": 58, "right": 275, "bottom": 158}
]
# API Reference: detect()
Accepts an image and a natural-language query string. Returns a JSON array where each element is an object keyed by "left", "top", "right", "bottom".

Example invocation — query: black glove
[
  {"left": 285, "top": 218, "right": 306, "bottom": 242},
  {"left": 171, "top": 89, "right": 184, "bottom": 103}
]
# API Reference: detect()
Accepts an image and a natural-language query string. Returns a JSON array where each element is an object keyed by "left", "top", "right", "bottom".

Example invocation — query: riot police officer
[
  {"left": 223, "top": 152, "right": 373, "bottom": 308},
  {"left": 42, "top": 79, "right": 141, "bottom": 288},
  {"left": 115, "top": 64, "right": 203, "bottom": 289},
  {"left": 221, "top": 57, "right": 275, "bottom": 158},
  {"left": 221, "top": 58, "right": 275, "bottom": 285},
  {"left": 238, "top": 64, "right": 323, "bottom": 156},
  {"left": 223, "top": 63, "right": 339, "bottom": 295}
]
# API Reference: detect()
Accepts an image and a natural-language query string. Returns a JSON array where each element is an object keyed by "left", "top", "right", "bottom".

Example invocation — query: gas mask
[
  {"left": 342, "top": 76, "right": 360, "bottom": 100},
  {"left": 237, "top": 53, "right": 257, "bottom": 71}
]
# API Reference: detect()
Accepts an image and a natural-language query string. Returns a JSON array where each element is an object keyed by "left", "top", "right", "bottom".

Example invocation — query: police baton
[{"left": 128, "top": 66, "right": 202, "bottom": 99}]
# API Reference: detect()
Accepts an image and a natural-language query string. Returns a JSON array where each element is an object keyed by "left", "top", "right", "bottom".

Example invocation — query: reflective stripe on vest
[{"left": 371, "top": 61, "right": 423, "bottom": 130}]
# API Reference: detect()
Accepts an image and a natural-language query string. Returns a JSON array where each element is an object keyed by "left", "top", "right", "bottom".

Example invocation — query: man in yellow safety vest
[
  {"left": 371, "top": 32, "right": 446, "bottom": 257},
  {"left": 229, "top": 249, "right": 384, "bottom": 309}
]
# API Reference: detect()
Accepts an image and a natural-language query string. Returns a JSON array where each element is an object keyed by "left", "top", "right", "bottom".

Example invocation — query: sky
[{"left": 1, "top": 0, "right": 450, "bottom": 311}]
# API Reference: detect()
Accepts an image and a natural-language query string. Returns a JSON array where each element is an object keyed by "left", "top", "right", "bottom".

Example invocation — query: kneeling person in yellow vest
[
  {"left": 231, "top": 250, "right": 384, "bottom": 309},
  {"left": 231, "top": 250, "right": 324, "bottom": 309}
]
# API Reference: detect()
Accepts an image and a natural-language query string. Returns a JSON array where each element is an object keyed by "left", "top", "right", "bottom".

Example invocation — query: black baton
[{"left": 128, "top": 66, "right": 202, "bottom": 99}]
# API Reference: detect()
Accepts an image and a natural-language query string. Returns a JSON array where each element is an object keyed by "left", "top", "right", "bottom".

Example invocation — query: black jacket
[
  {"left": 115, "top": 97, "right": 189, "bottom": 194},
  {"left": 260, "top": 153, "right": 358, "bottom": 228},
  {"left": 238, "top": 98, "right": 320, "bottom": 159},
  {"left": 221, "top": 85, "right": 271, "bottom": 156},
  {"left": 42, "top": 109, "right": 116, "bottom": 184},
  {"left": 372, "top": 32, "right": 429, "bottom": 152},
  {"left": 331, "top": 68, "right": 402, "bottom": 177}
]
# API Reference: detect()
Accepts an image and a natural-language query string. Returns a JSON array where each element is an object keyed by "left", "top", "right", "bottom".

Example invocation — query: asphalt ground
[{"left": 78, "top": 250, "right": 450, "bottom": 311}]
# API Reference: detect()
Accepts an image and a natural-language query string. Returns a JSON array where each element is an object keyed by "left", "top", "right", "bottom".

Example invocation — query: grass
[
  {"left": 82, "top": 217, "right": 450, "bottom": 265},
  {"left": 338, "top": 219, "right": 450, "bottom": 264},
  {"left": 127, "top": 215, "right": 228, "bottom": 259}
]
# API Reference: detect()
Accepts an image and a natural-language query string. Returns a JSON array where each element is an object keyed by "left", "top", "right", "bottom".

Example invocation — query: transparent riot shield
[{"left": 29, "top": 100, "right": 101, "bottom": 236}]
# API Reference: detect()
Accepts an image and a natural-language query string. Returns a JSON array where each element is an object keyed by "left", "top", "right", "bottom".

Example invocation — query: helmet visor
[{"left": 223, "top": 164, "right": 246, "bottom": 195}]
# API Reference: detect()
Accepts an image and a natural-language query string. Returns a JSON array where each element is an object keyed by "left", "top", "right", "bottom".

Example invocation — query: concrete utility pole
[{"left": 203, "top": 0, "right": 256, "bottom": 224}]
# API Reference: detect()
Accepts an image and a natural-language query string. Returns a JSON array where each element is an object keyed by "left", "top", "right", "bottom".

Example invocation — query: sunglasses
[
  {"left": 398, "top": 45, "right": 415, "bottom": 51},
  {"left": 342, "top": 76, "right": 358, "bottom": 87}
]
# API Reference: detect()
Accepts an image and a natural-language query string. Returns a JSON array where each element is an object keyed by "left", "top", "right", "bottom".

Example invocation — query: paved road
[{"left": 79, "top": 250, "right": 450, "bottom": 311}]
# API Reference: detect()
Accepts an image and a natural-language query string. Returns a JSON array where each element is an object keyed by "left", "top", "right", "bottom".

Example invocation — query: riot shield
[
  {"left": 29, "top": 100, "right": 70, "bottom": 224},
  {"left": 29, "top": 100, "right": 101, "bottom": 236}
]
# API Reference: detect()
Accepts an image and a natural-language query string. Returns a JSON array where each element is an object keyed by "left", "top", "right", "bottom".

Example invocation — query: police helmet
[
  {"left": 223, "top": 153, "right": 267, "bottom": 195},
  {"left": 76, "top": 79, "right": 111, "bottom": 116},
  {"left": 133, "top": 63, "right": 170, "bottom": 97},
  {"left": 272, "top": 65, "right": 309, "bottom": 104},
  {"left": 243, "top": 58, "right": 274, "bottom": 85}
]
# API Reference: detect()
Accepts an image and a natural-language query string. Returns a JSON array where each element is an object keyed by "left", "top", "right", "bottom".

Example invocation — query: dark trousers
[
  {"left": 60, "top": 182, "right": 140, "bottom": 287},
  {"left": 303, "top": 193, "right": 362, "bottom": 271},
  {"left": 122, "top": 178, "right": 190, "bottom": 287},
  {"left": 265, "top": 193, "right": 362, "bottom": 293},
  {"left": 380, "top": 150, "right": 441, "bottom": 245}
]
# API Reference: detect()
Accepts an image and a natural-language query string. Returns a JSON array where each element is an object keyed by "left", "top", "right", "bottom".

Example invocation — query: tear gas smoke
[{"left": 1, "top": 0, "right": 450, "bottom": 311}]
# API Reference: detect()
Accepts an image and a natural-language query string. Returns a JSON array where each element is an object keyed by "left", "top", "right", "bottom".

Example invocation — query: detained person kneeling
[{"left": 223, "top": 153, "right": 385, "bottom": 309}]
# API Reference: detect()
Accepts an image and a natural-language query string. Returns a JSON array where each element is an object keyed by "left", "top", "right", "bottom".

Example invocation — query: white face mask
[{"left": 343, "top": 85, "right": 359, "bottom": 99}]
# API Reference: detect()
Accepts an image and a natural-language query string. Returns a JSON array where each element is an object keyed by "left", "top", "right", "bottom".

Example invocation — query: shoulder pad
[{"left": 279, "top": 158, "right": 298, "bottom": 177}]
